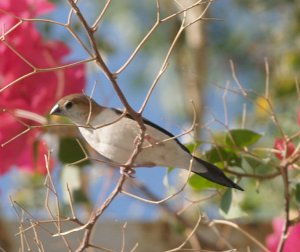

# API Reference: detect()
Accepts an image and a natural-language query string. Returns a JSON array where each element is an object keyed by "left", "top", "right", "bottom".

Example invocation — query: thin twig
[
  {"left": 229, "top": 60, "right": 247, "bottom": 96},
  {"left": 92, "top": 0, "right": 113, "bottom": 30},
  {"left": 295, "top": 77, "right": 300, "bottom": 101},
  {"left": 277, "top": 161, "right": 291, "bottom": 252},
  {"left": 67, "top": 0, "right": 136, "bottom": 116},
  {"left": 115, "top": 0, "right": 161, "bottom": 75},
  {"left": 264, "top": 57, "right": 270, "bottom": 99},
  {"left": 222, "top": 81, "right": 230, "bottom": 126},
  {"left": 164, "top": 211, "right": 202, "bottom": 252},
  {"left": 209, "top": 220, "right": 269, "bottom": 252},
  {"left": 75, "top": 174, "right": 127, "bottom": 252}
]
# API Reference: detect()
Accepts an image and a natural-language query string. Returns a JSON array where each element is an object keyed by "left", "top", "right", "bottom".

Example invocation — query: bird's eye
[{"left": 65, "top": 101, "right": 73, "bottom": 110}]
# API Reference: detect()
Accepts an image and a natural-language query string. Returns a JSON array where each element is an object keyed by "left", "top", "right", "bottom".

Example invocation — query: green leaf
[
  {"left": 241, "top": 156, "right": 273, "bottom": 174},
  {"left": 220, "top": 188, "right": 232, "bottom": 214},
  {"left": 295, "top": 183, "right": 300, "bottom": 204},
  {"left": 225, "top": 129, "right": 262, "bottom": 148},
  {"left": 205, "top": 147, "right": 241, "bottom": 167},
  {"left": 184, "top": 141, "right": 201, "bottom": 153},
  {"left": 188, "top": 174, "right": 223, "bottom": 191},
  {"left": 205, "top": 147, "right": 228, "bottom": 163},
  {"left": 59, "top": 138, "right": 90, "bottom": 167},
  {"left": 167, "top": 167, "right": 175, "bottom": 174}
]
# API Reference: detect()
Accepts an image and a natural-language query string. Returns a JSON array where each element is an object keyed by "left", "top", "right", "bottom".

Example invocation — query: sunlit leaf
[
  {"left": 255, "top": 97, "right": 272, "bottom": 117},
  {"left": 188, "top": 174, "right": 223, "bottom": 191},
  {"left": 184, "top": 141, "right": 201, "bottom": 153}
]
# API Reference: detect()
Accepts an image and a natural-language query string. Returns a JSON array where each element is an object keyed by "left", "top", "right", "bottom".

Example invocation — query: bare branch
[
  {"left": 229, "top": 60, "right": 247, "bottom": 96},
  {"left": 264, "top": 57, "right": 270, "bottom": 99},
  {"left": 75, "top": 174, "right": 127, "bottom": 252},
  {"left": 209, "top": 220, "right": 269, "bottom": 252},
  {"left": 164, "top": 211, "right": 202, "bottom": 252},
  {"left": 115, "top": 1, "right": 161, "bottom": 75},
  {"left": 92, "top": 0, "right": 113, "bottom": 30}
]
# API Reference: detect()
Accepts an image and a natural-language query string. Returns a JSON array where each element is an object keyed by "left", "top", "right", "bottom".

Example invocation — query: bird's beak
[{"left": 50, "top": 104, "right": 62, "bottom": 115}]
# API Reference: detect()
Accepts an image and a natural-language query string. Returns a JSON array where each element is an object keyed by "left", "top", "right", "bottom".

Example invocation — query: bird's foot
[
  {"left": 133, "top": 134, "right": 161, "bottom": 148},
  {"left": 144, "top": 134, "right": 158, "bottom": 146},
  {"left": 120, "top": 167, "right": 136, "bottom": 178}
]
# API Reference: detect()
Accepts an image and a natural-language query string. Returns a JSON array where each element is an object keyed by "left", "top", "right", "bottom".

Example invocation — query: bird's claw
[
  {"left": 145, "top": 134, "right": 158, "bottom": 146},
  {"left": 133, "top": 134, "right": 160, "bottom": 148},
  {"left": 120, "top": 167, "right": 136, "bottom": 178}
]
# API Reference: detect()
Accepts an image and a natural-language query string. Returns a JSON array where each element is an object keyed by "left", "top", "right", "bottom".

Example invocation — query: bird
[{"left": 50, "top": 94, "right": 243, "bottom": 191}]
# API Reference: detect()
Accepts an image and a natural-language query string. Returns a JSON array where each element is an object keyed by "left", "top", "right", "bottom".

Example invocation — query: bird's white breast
[
  {"left": 78, "top": 109, "right": 192, "bottom": 168},
  {"left": 78, "top": 109, "right": 138, "bottom": 164}
]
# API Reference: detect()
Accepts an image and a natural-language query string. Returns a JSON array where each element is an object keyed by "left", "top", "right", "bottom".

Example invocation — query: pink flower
[
  {"left": 266, "top": 218, "right": 300, "bottom": 252},
  {"left": 274, "top": 138, "right": 295, "bottom": 160},
  {"left": 0, "top": 0, "right": 85, "bottom": 174},
  {"left": 297, "top": 108, "right": 300, "bottom": 126},
  {"left": 0, "top": 0, "right": 54, "bottom": 18}
]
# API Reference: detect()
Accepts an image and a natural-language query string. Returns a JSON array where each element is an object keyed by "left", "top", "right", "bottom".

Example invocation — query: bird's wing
[
  {"left": 109, "top": 109, "right": 244, "bottom": 191},
  {"left": 111, "top": 108, "right": 191, "bottom": 154}
]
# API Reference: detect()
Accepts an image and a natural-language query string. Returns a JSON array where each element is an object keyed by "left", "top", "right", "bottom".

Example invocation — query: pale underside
[{"left": 78, "top": 109, "right": 197, "bottom": 170}]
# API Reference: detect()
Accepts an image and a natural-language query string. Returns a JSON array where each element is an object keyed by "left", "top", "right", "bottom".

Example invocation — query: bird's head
[{"left": 50, "top": 94, "right": 101, "bottom": 125}]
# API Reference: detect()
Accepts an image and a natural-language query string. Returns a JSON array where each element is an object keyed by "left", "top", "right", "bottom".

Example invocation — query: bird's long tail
[{"left": 192, "top": 156, "right": 243, "bottom": 191}]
